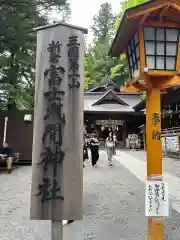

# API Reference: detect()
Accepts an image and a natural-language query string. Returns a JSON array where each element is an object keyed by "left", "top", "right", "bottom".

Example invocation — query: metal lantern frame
[
  {"left": 127, "top": 26, "right": 180, "bottom": 77},
  {"left": 143, "top": 26, "right": 180, "bottom": 71},
  {"left": 127, "top": 32, "right": 140, "bottom": 78}
]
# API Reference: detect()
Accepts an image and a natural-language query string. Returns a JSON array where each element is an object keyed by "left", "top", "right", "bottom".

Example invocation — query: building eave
[
  {"left": 108, "top": 0, "right": 175, "bottom": 57},
  {"left": 133, "top": 99, "right": 146, "bottom": 111}
]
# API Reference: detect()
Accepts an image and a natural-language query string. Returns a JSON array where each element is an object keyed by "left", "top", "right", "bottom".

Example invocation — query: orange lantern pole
[
  {"left": 146, "top": 86, "right": 164, "bottom": 240},
  {"left": 109, "top": 1, "right": 180, "bottom": 239}
]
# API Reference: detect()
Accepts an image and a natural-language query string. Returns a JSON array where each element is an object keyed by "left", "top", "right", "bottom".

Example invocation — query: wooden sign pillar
[
  {"left": 146, "top": 87, "right": 164, "bottom": 239},
  {"left": 30, "top": 22, "right": 87, "bottom": 238}
]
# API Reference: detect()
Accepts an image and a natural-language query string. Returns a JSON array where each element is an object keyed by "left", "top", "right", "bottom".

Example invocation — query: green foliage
[
  {"left": 84, "top": 2, "right": 118, "bottom": 90},
  {"left": 0, "top": 0, "right": 70, "bottom": 110},
  {"left": 140, "top": 91, "right": 147, "bottom": 100},
  {"left": 114, "top": 0, "right": 148, "bottom": 32},
  {"left": 110, "top": 53, "right": 129, "bottom": 87},
  {"left": 84, "top": 1, "right": 148, "bottom": 90},
  {"left": 111, "top": 0, "right": 148, "bottom": 87},
  {"left": 91, "top": 2, "right": 117, "bottom": 44}
]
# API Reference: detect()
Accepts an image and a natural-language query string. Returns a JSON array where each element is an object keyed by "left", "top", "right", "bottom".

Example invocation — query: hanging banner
[{"left": 96, "top": 120, "right": 124, "bottom": 126}]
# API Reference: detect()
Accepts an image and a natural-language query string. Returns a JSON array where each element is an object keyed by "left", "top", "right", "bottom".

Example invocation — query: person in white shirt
[{"left": 105, "top": 132, "right": 115, "bottom": 166}]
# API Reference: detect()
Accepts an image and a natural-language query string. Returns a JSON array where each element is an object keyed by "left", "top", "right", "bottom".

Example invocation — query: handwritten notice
[
  {"left": 166, "top": 136, "right": 179, "bottom": 153},
  {"left": 145, "top": 181, "right": 169, "bottom": 217}
]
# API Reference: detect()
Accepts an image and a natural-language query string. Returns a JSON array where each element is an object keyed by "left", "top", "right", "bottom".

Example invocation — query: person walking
[
  {"left": 105, "top": 132, "right": 115, "bottom": 166},
  {"left": 90, "top": 134, "right": 100, "bottom": 167},
  {"left": 83, "top": 136, "right": 89, "bottom": 167},
  {"left": 113, "top": 133, "right": 117, "bottom": 155}
]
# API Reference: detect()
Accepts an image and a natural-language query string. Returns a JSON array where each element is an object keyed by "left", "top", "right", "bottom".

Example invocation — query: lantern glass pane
[
  {"left": 132, "top": 51, "right": 136, "bottom": 63},
  {"left": 144, "top": 27, "right": 155, "bottom": 40},
  {"left": 145, "top": 42, "right": 155, "bottom": 54},
  {"left": 156, "top": 56, "right": 165, "bottom": 69},
  {"left": 134, "top": 33, "right": 138, "bottom": 44},
  {"left": 128, "top": 45, "right": 131, "bottom": 55},
  {"left": 131, "top": 69, "right": 134, "bottom": 77},
  {"left": 129, "top": 56, "right": 132, "bottom": 67},
  {"left": 137, "top": 60, "right": 140, "bottom": 69},
  {"left": 166, "top": 29, "right": 179, "bottom": 42},
  {"left": 146, "top": 56, "right": 155, "bottom": 69},
  {"left": 157, "top": 28, "right": 164, "bottom": 41},
  {"left": 157, "top": 42, "right": 165, "bottom": 55},
  {"left": 133, "top": 69, "right": 139, "bottom": 78},
  {"left": 131, "top": 40, "right": 134, "bottom": 50},
  {"left": 136, "top": 46, "right": 139, "bottom": 58},
  {"left": 166, "top": 57, "right": 176, "bottom": 70},
  {"left": 166, "top": 43, "right": 177, "bottom": 56}
]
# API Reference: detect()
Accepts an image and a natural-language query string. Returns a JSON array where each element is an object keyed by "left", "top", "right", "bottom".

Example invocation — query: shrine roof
[
  {"left": 133, "top": 86, "right": 180, "bottom": 111},
  {"left": 84, "top": 90, "right": 141, "bottom": 112}
]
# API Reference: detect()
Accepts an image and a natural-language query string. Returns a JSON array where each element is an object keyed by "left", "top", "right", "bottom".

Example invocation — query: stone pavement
[
  {"left": 118, "top": 150, "right": 180, "bottom": 213},
  {"left": 0, "top": 150, "right": 180, "bottom": 239},
  {"left": 127, "top": 150, "right": 180, "bottom": 178}
]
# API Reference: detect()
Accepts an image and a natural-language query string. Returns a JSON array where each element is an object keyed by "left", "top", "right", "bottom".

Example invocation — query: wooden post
[
  {"left": 30, "top": 22, "right": 88, "bottom": 231},
  {"left": 146, "top": 88, "right": 164, "bottom": 239},
  {"left": 3, "top": 117, "right": 8, "bottom": 143},
  {"left": 51, "top": 221, "right": 63, "bottom": 240}
]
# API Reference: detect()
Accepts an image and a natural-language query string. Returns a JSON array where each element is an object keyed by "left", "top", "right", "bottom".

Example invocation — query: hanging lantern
[{"left": 101, "top": 126, "right": 104, "bottom": 131}]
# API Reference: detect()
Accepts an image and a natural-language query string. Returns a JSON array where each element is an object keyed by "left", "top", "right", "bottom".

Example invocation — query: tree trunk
[{"left": 7, "top": 51, "right": 19, "bottom": 110}]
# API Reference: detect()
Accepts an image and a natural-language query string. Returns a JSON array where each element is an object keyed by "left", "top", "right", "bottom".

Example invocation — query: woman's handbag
[{"left": 106, "top": 141, "right": 114, "bottom": 148}]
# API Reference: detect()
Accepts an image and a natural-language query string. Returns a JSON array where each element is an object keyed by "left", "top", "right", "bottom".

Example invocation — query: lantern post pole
[
  {"left": 51, "top": 221, "right": 63, "bottom": 240},
  {"left": 3, "top": 117, "right": 8, "bottom": 143},
  {"left": 146, "top": 85, "right": 164, "bottom": 239}
]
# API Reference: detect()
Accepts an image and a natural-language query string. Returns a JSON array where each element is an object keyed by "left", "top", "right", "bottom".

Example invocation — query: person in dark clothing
[
  {"left": 83, "top": 138, "right": 89, "bottom": 167},
  {"left": 0, "top": 142, "right": 13, "bottom": 174},
  {"left": 62, "top": 220, "right": 74, "bottom": 225},
  {"left": 90, "top": 134, "right": 100, "bottom": 167},
  {"left": 67, "top": 220, "right": 74, "bottom": 224},
  {"left": 86, "top": 135, "right": 91, "bottom": 148},
  {"left": 83, "top": 135, "right": 89, "bottom": 167}
]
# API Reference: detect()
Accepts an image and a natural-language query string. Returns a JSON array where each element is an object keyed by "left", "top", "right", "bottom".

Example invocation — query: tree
[
  {"left": 114, "top": 0, "right": 148, "bottom": 32},
  {"left": 0, "top": 0, "right": 67, "bottom": 10},
  {"left": 91, "top": 2, "right": 117, "bottom": 44},
  {"left": 110, "top": 56, "right": 129, "bottom": 87},
  {"left": 84, "top": 2, "right": 118, "bottom": 89},
  {"left": 0, "top": 0, "right": 70, "bottom": 110}
]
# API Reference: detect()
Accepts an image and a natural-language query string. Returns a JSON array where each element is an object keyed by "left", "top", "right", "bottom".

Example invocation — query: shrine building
[{"left": 84, "top": 83, "right": 145, "bottom": 148}]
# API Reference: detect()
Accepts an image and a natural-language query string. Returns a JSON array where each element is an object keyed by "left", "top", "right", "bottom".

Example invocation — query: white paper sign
[
  {"left": 145, "top": 181, "right": 169, "bottom": 217},
  {"left": 166, "top": 136, "right": 179, "bottom": 152}
]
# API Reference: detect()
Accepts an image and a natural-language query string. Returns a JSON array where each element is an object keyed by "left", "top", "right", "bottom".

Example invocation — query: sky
[{"left": 52, "top": 0, "right": 123, "bottom": 42}]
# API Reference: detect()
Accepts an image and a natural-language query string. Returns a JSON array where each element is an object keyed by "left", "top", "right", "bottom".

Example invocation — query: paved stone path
[
  {"left": 0, "top": 150, "right": 179, "bottom": 239},
  {"left": 116, "top": 151, "right": 180, "bottom": 213}
]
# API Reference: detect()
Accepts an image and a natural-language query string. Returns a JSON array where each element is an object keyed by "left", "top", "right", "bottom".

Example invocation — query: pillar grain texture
[{"left": 30, "top": 23, "right": 87, "bottom": 221}]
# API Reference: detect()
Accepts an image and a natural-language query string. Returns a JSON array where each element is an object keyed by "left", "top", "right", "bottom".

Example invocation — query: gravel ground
[{"left": 0, "top": 150, "right": 179, "bottom": 239}]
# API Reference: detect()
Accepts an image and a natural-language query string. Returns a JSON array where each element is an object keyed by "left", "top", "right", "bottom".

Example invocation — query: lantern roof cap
[{"left": 109, "top": 0, "right": 180, "bottom": 57}]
